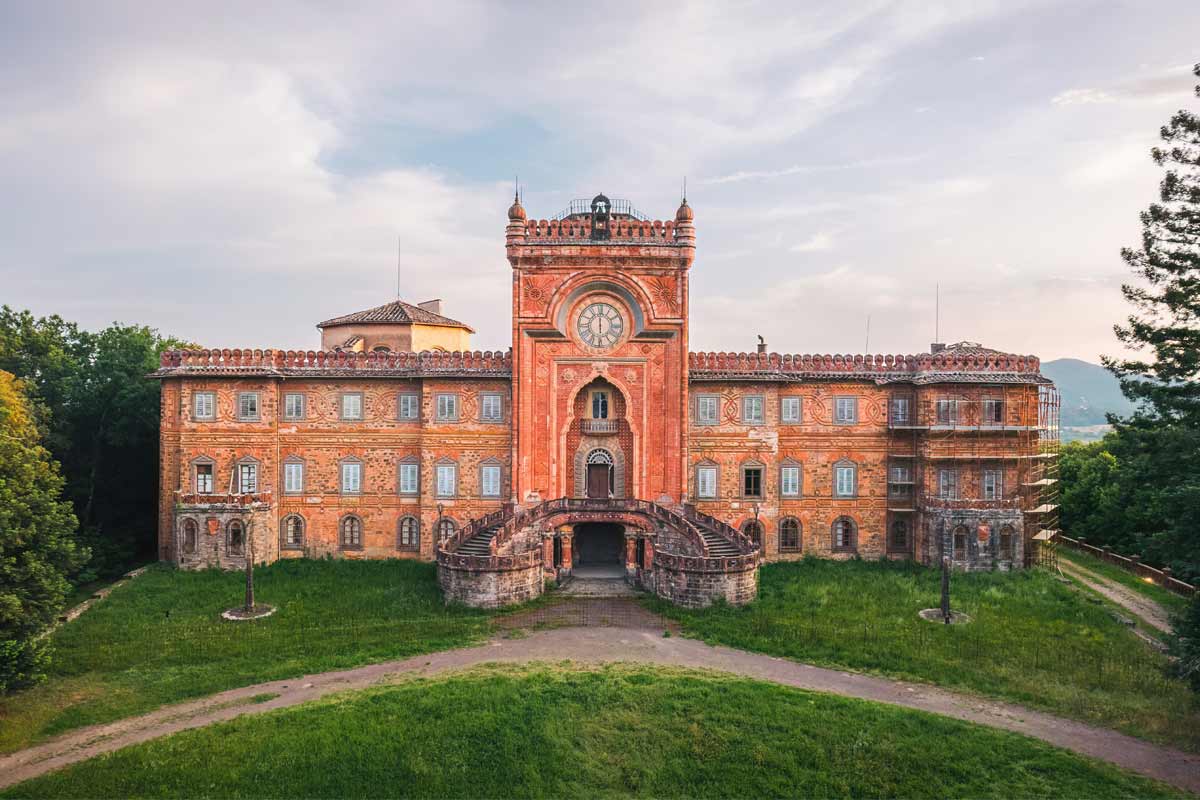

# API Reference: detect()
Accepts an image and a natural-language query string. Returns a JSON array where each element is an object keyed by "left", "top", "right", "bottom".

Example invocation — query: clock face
[{"left": 576, "top": 302, "right": 624, "bottom": 348}]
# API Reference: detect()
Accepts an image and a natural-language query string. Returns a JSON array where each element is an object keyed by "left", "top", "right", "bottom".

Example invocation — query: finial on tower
[{"left": 507, "top": 176, "right": 526, "bottom": 222}]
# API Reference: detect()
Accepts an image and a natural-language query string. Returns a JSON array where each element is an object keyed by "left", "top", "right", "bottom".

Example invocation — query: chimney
[
  {"left": 756, "top": 335, "right": 767, "bottom": 354},
  {"left": 418, "top": 299, "right": 443, "bottom": 315},
  {"left": 930, "top": 342, "right": 946, "bottom": 354}
]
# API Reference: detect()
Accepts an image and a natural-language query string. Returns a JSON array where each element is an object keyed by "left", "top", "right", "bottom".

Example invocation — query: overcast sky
[{"left": 1, "top": 1, "right": 1196, "bottom": 362}]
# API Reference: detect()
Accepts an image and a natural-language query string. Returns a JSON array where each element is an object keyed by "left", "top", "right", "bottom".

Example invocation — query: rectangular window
[
  {"left": 195, "top": 463, "right": 213, "bottom": 494},
  {"left": 341, "top": 393, "right": 363, "bottom": 420},
  {"left": 436, "top": 464, "right": 457, "bottom": 497},
  {"left": 284, "top": 462, "right": 304, "bottom": 494},
  {"left": 696, "top": 395, "right": 719, "bottom": 425},
  {"left": 890, "top": 396, "right": 911, "bottom": 425},
  {"left": 781, "top": 396, "right": 801, "bottom": 423},
  {"left": 984, "top": 399, "right": 1004, "bottom": 425},
  {"left": 237, "top": 462, "right": 258, "bottom": 494},
  {"left": 591, "top": 391, "right": 609, "bottom": 420},
  {"left": 780, "top": 465, "right": 801, "bottom": 497},
  {"left": 742, "top": 467, "right": 763, "bottom": 498},
  {"left": 237, "top": 392, "right": 259, "bottom": 421},
  {"left": 193, "top": 391, "right": 215, "bottom": 421},
  {"left": 696, "top": 466, "right": 717, "bottom": 499},
  {"left": 398, "top": 462, "right": 419, "bottom": 495},
  {"left": 398, "top": 393, "right": 419, "bottom": 420},
  {"left": 936, "top": 399, "right": 959, "bottom": 425},
  {"left": 480, "top": 393, "right": 503, "bottom": 422},
  {"left": 983, "top": 469, "right": 1004, "bottom": 500},
  {"left": 835, "top": 465, "right": 856, "bottom": 497},
  {"left": 283, "top": 393, "right": 305, "bottom": 420},
  {"left": 938, "top": 468, "right": 959, "bottom": 499},
  {"left": 435, "top": 393, "right": 458, "bottom": 422},
  {"left": 835, "top": 397, "right": 857, "bottom": 425},
  {"left": 480, "top": 464, "right": 501, "bottom": 497},
  {"left": 888, "top": 464, "right": 913, "bottom": 499},
  {"left": 742, "top": 395, "right": 764, "bottom": 424},
  {"left": 341, "top": 461, "right": 362, "bottom": 494}
]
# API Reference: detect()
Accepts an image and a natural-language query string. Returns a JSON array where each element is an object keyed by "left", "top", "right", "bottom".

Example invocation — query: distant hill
[{"left": 1041, "top": 358, "right": 1136, "bottom": 428}]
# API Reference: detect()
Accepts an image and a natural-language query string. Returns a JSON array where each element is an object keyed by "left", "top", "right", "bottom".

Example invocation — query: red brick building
[{"left": 154, "top": 194, "right": 1059, "bottom": 607}]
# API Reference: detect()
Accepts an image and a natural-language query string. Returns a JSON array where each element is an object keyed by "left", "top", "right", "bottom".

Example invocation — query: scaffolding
[{"left": 885, "top": 382, "right": 1060, "bottom": 568}]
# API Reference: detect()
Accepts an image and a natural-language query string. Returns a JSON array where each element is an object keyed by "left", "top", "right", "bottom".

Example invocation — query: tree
[
  {"left": 0, "top": 371, "right": 87, "bottom": 692},
  {"left": 1106, "top": 63, "right": 1200, "bottom": 422}
]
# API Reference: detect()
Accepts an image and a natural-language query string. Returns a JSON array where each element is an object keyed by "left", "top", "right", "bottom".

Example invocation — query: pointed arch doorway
[{"left": 586, "top": 448, "right": 614, "bottom": 499}]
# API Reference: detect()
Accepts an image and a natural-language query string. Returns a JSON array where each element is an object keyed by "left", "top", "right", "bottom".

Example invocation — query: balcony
[{"left": 582, "top": 419, "right": 618, "bottom": 435}]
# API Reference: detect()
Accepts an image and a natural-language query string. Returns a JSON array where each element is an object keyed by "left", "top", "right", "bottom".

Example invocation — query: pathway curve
[
  {"left": 1, "top": 626, "right": 1198, "bottom": 794},
  {"left": 1059, "top": 558, "right": 1174, "bottom": 633}
]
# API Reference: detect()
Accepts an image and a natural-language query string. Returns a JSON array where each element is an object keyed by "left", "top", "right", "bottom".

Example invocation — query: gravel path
[
  {"left": 1059, "top": 558, "right": 1175, "bottom": 633},
  {"left": 2, "top": 626, "right": 1198, "bottom": 794}
]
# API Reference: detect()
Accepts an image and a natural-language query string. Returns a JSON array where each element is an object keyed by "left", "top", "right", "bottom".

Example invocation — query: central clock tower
[{"left": 506, "top": 194, "right": 695, "bottom": 506}]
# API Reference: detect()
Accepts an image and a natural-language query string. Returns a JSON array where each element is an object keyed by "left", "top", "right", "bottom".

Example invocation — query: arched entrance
[
  {"left": 573, "top": 521, "right": 624, "bottom": 578},
  {"left": 585, "top": 448, "right": 614, "bottom": 499}
]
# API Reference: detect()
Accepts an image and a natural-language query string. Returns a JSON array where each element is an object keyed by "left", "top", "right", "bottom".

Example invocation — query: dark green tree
[{"left": 0, "top": 371, "right": 87, "bottom": 692}]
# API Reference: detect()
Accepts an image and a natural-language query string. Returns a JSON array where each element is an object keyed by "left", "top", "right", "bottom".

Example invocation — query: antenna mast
[
  {"left": 865, "top": 314, "right": 871, "bottom": 353},
  {"left": 935, "top": 283, "right": 940, "bottom": 343},
  {"left": 396, "top": 237, "right": 401, "bottom": 300}
]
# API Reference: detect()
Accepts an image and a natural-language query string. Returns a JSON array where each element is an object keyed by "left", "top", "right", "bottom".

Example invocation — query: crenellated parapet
[
  {"left": 688, "top": 349, "right": 1046, "bottom": 384},
  {"left": 154, "top": 348, "right": 513, "bottom": 377},
  {"left": 519, "top": 217, "right": 681, "bottom": 242}
]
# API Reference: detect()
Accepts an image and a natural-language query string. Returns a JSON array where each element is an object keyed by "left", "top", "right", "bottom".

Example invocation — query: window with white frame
[
  {"left": 890, "top": 396, "right": 911, "bottom": 425},
  {"left": 283, "top": 393, "right": 305, "bottom": 420},
  {"left": 834, "top": 462, "right": 857, "bottom": 497},
  {"left": 436, "top": 462, "right": 457, "bottom": 497},
  {"left": 194, "top": 461, "right": 214, "bottom": 494},
  {"left": 398, "top": 393, "right": 419, "bottom": 420},
  {"left": 435, "top": 393, "right": 458, "bottom": 422},
  {"left": 938, "top": 468, "right": 959, "bottom": 499},
  {"left": 983, "top": 468, "right": 1004, "bottom": 500},
  {"left": 780, "top": 463, "right": 801, "bottom": 497},
  {"left": 696, "top": 464, "right": 717, "bottom": 499},
  {"left": 480, "top": 463, "right": 501, "bottom": 497},
  {"left": 983, "top": 398, "right": 1004, "bottom": 425},
  {"left": 237, "top": 392, "right": 260, "bottom": 421},
  {"left": 340, "top": 392, "right": 363, "bottom": 420},
  {"left": 340, "top": 516, "right": 363, "bottom": 549},
  {"left": 480, "top": 393, "right": 503, "bottom": 422},
  {"left": 781, "top": 396, "right": 801, "bottom": 423},
  {"left": 236, "top": 460, "right": 258, "bottom": 493},
  {"left": 283, "top": 460, "right": 304, "bottom": 494},
  {"left": 742, "top": 395, "right": 764, "bottom": 424},
  {"left": 888, "top": 464, "right": 913, "bottom": 499},
  {"left": 696, "top": 395, "right": 719, "bottom": 425},
  {"left": 194, "top": 391, "right": 216, "bottom": 421},
  {"left": 936, "top": 399, "right": 960, "bottom": 425},
  {"left": 398, "top": 459, "right": 419, "bottom": 495},
  {"left": 591, "top": 391, "right": 609, "bottom": 420},
  {"left": 835, "top": 396, "right": 857, "bottom": 425},
  {"left": 340, "top": 459, "right": 362, "bottom": 494}
]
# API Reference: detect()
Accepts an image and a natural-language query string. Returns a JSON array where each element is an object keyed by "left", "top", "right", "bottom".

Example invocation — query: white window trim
[
  {"left": 834, "top": 396, "right": 858, "bottom": 425},
  {"left": 435, "top": 462, "right": 458, "bottom": 497},
  {"left": 742, "top": 395, "right": 765, "bottom": 425},
  {"left": 398, "top": 392, "right": 420, "bottom": 421},
  {"left": 398, "top": 458, "right": 420, "bottom": 496},
  {"left": 696, "top": 464, "right": 718, "bottom": 499},
  {"left": 780, "top": 463, "right": 801, "bottom": 497},
  {"left": 480, "top": 392, "right": 504, "bottom": 423},
  {"left": 435, "top": 393, "right": 459, "bottom": 422},
  {"left": 340, "top": 392, "right": 364, "bottom": 421},
  {"left": 834, "top": 461, "right": 857, "bottom": 498},
  {"left": 340, "top": 459, "right": 363, "bottom": 495},
  {"left": 283, "top": 459, "right": 304, "bottom": 495},
  {"left": 480, "top": 462, "right": 502, "bottom": 497},
  {"left": 696, "top": 394, "right": 719, "bottom": 426},
  {"left": 236, "top": 459, "right": 259, "bottom": 494},
  {"left": 781, "top": 396, "right": 802, "bottom": 423},
  {"left": 237, "top": 392, "right": 260, "bottom": 421},
  {"left": 193, "top": 391, "right": 216, "bottom": 421},
  {"left": 283, "top": 392, "right": 306, "bottom": 420}
]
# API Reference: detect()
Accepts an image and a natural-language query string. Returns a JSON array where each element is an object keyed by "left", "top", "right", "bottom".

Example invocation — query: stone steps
[{"left": 456, "top": 528, "right": 498, "bottom": 556}]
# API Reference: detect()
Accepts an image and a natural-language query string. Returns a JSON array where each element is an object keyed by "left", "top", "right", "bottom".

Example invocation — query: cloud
[
  {"left": 1051, "top": 88, "right": 1115, "bottom": 106},
  {"left": 1052, "top": 64, "right": 1195, "bottom": 106},
  {"left": 790, "top": 232, "right": 836, "bottom": 252}
]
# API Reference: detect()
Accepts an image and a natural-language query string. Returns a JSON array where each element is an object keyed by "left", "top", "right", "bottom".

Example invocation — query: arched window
[
  {"left": 281, "top": 515, "right": 305, "bottom": 549},
  {"left": 436, "top": 517, "right": 457, "bottom": 541},
  {"left": 999, "top": 525, "right": 1016, "bottom": 560},
  {"left": 181, "top": 518, "right": 198, "bottom": 554},
  {"left": 779, "top": 518, "right": 801, "bottom": 552},
  {"left": 398, "top": 516, "right": 420, "bottom": 551},
  {"left": 832, "top": 516, "right": 857, "bottom": 552},
  {"left": 953, "top": 525, "right": 969, "bottom": 560},
  {"left": 742, "top": 519, "right": 763, "bottom": 547},
  {"left": 340, "top": 515, "right": 363, "bottom": 549},
  {"left": 227, "top": 520, "right": 245, "bottom": 556},
  {"left": 890, "top": 520, "right": 909, "bottom": 550}
]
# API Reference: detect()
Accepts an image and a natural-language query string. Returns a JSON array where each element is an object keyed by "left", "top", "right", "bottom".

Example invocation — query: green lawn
[
  {"left": 646, "top": 558, "right": 1200, "bottom": 752},
  {"left": 1058, "top": 547, "right": 1192, "bottom": 617},
  {"left": 0, "top": 560, "right": 492, "bottom": 754},
  {"left": 2, "top": 665, "right": 1185, "bottom": 800}
]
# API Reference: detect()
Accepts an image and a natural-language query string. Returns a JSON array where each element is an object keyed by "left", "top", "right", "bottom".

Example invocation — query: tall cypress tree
[{"left": 1106, "top": 64, "right": 1200, "bottom": 421}]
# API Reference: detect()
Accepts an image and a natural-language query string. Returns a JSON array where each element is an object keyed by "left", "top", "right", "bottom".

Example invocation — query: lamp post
[{"left": 436, "top": 503, "right": 445, "bottom": 542}]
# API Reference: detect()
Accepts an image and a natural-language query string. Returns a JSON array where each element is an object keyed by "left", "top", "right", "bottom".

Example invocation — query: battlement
[
  {"left": 153, "top": 348, "right": 513, "bottom": 377},
  {"left": 688, "top": 350, "right": 1046, "bottom": 383},
  {"left": 520, "top": 217, "right": 681, "bottom": 242}
]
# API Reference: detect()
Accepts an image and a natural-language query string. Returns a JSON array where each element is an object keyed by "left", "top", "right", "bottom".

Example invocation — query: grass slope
[
  {"left": 1058, "top": 547, "right": 1191, "bottom": 617},
  {"left": 3, "top": 665, "right": 1185, "bottom": 800},
  {"left": 0, "top": 560, "right": 491, "bottom": 754},
  {"left": 647, "top": 559, "right": 1200, "bottom": 751}
]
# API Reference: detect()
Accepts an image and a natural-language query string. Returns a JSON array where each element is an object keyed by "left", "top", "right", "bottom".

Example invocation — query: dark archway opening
[{"left": 573, "top": 522, "right": 624, "bottom": 578}]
